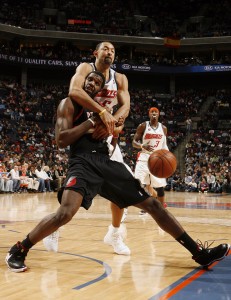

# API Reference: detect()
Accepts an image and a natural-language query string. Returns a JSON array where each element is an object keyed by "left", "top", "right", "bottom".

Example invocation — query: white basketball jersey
[
  {"left": 138, "top": 121, "right": 169, "bottom": 162},
  {"left": 89, "top": 63, "right": 124, "bottom": 162},
  {"left": 90, "top": 63, "right": 118, "bottom": 111}
]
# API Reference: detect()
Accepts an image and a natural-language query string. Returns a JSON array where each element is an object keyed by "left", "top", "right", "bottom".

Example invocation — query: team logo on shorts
[{"left": 66, "top": 176, "right": 77, "bottom": 187}]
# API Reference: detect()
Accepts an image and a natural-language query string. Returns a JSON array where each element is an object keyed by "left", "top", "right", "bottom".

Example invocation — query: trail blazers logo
[{"left": 66, "top": 176, "right": 77, "bottom": 187}]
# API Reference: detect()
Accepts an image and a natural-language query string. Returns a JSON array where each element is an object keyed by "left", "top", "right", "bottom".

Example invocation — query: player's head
[
  {"left": 94, "top": 41, "right": 115, "bottom": 65},
  {"left": 148, "top": 107, "right": 159, "bottom": 120},
  {"left": 84, "top": 71, "right": 105, "bottom": 97}
]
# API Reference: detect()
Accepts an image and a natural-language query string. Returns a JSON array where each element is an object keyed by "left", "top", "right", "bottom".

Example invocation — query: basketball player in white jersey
[
  {"left": 68, "top": 41, "right": 130, "bottom": 255},
  {"left": 133, "top": 107, "right": 169, "bottom": 210}
]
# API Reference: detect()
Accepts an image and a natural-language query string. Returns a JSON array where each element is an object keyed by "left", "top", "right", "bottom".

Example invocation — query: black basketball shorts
[{"left": 57, "top": 153, "right": 149, "bottom": 210}]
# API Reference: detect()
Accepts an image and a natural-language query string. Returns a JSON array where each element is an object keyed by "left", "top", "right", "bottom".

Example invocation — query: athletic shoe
[
  {"left": 5, "top": 242, "right": 28, "bottom": 272},
  {"left": 43, "top": 230, "right": 59, "bottom": 252},
  {"left": 104, "top": 225, "right": 130, "bottom": 255},
  {"left": 192, "top": 240, "right": 230, "bottom": 267},
  {"left": 104, "top": 224, "right": 127, "bottom": 242}
]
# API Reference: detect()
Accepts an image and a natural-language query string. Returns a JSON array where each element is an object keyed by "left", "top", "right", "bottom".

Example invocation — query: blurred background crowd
[{"left": 0, "top": 0, "right": 230, "bottom": 194}]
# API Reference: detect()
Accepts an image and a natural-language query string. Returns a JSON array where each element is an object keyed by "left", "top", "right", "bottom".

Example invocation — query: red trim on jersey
[
  {"left": 73, "top": 108, "right": 83, "bottom": 123},
  {"left": 136, "top": 151, "right": 141, "bottom": 161}
]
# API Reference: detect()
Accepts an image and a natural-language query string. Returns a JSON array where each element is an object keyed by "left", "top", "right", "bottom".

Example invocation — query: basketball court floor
[{"left": 1, "top": 191, "right": 231, "bottom": 299}]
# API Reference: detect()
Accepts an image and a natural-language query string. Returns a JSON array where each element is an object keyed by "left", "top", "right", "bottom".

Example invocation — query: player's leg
[
  {"left": 136, "top": 197, "right": 230, "bottom": 267},
  {"left": 104, "top": 202, "right": 130, "bottom": 255},
  {"left": 150, "top": 173, "right": 168, "bottom": 208},
  {"left": 134, "top": 162, "right": 151, "bottom": 215},
  {"left": 111, "top": 202, "right": 124, "bottom": 227},
  {"left": 146, "top": 185, "right": 157, "bottom": 197},
  {"left": 139, "top": 185, "right": 157, "bottom": 214},
  {"left": 155, "top": 187, "right": 167, "bottom": 208},
  {"left": 6, "top": 189, "right": 83, "bottom": 272}
]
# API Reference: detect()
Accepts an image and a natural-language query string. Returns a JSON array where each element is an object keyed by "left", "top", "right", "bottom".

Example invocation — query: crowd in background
[
  {"left": 1, "top": 0, "right": 231, "bottom": 72},
  {"left": 1, "top": 41, "right": 231, "bottom": 67},
  {"left": 0, "top": 78, "right": 230, "bottom": 194},
  {"left": 0, "top": 0, "right": 230, "bottom": 194},
  {"left": 1, "top": 0, "right": 231, "bottom": 38}
]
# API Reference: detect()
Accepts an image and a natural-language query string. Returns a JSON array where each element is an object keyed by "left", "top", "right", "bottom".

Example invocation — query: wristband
[
  {"left": 99, "top": 109, "right": 106, "bottom": 116},
  {"left": 88, "top": 118, "right": 95, "bottom": 127}
]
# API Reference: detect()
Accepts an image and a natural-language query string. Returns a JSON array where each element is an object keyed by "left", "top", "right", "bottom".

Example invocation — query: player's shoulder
[
  {"left": 160, "top": 122, "right": 167, "bottom": 130},
  {"left": 114, "top": 70, "right": 127, "bottom": 79},
  {"left": 137, "top": 121, "right": 147, "bottom": 130},
  {"left": 160, "top": 123, "right": 168, "bottom": 134},
  {"left": 75, "top": 62, "right": 93, "bottom": 73},
  {"left": 114, "top": 71, "right": 128, "bottom": 87},
  {"left": 58, "top": 97, "right": 73, "bottom": 110},
  {"left": 60, "top": 97, "right": 71, "bottom": 104}
]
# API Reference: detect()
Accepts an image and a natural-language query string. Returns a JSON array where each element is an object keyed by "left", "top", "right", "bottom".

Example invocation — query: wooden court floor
[{"left": 1, "top": 191, "right": 231, "bottom": 300}]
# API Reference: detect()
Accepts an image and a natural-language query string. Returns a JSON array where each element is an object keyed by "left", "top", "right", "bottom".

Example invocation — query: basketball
[{"left": 148, "top": 149, "right": 177, "bottom": 178}]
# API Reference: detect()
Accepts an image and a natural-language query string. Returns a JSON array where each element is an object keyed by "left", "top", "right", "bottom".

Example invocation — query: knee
[
  {"left": 143, "top": 197, "right": 163, "bottom": 214},
  {"left": 54, "top": 209, "right": 74, "bottom": 226}
]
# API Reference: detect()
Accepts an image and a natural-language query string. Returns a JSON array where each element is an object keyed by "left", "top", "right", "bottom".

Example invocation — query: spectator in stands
[
  {"left": 27, "top": 165, "right": 39, "bottom": 192},
  {"left": 19, "top": 164, "right": 32, "bottom": 192},
  {"left": 9, "top": 165, "right": 21, "bottom": 192},
  {"left": 206, "top": 172, "right": 216, "bottom": 192},
  {"left": 169, "top": 171, "right": 182, "bottom": 191},
  {"left": 222, "top": 171, "right": 231, "bottom": 193},
  {"left": 34, "top": 165, "right": 46, "bottom": 192},
  {"left": 184, "top": 172, "right": 193, "bottom": 187},
  {"left": 54, "top": 165, "right": 66, "bottom": 189},
  {"left": 210, "top": 178, "right": 222, "bottom": 193},
  {"left": 36, "top": 165, "right": 52, "bottom": 192},
  {"left": 43, "top": 166, "right": 55, "bottom": 192},
  {"left": 0, "top": 163, "right": 13, "bottom": 193},
  {"left": 198, "top": 177, "right": 209, "bottom": 193},
  {"left": 185, "top": 178, "right": 198, "bottom": 192},
  {"left": 185, "top": 117, "right": 192, "bottom": 133}
]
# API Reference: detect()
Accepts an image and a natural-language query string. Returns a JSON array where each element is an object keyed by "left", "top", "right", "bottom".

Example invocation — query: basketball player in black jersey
[{"left": 5, "top": 74, "right": 230, "bottom": 273}]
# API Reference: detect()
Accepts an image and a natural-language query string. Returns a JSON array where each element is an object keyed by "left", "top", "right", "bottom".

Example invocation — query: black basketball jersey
[{"left": 69, "top": 100, "right": 109, "bottom": 157}]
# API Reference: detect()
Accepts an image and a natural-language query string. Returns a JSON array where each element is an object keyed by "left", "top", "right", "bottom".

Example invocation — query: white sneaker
[
  {"left": 104, "top": 225, "right": 131, "bottom": 255},
  {"left": 43, "top": 230, "right": 59, "bottom": 252},
  {"left": 118, "top": 223, "right": 127, "bottom": 240}
]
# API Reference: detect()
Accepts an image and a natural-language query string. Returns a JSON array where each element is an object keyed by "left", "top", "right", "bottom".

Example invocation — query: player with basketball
[{"left": 133, "top": 107, "right": 169, "bottom": 212}]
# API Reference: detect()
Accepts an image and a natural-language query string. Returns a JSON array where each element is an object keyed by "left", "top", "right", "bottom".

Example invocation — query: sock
[
  {"left": 111, "top": 225, "right": 119, "bottom": 233},
  {"left": 21, "top": 234, "right": 34, "bottom": 250},
  {"left": 176, "top": 232, "right": 198, "bottom": 255}
]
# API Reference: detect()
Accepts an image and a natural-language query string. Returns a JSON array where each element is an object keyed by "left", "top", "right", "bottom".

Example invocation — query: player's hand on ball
[
  {"left": 142, "top": 142, "right": 155, "bottom": 152},
  {"left": 115, "top": 116, "right": 125, "bottom": 127},
  {"left": 92, "top": 122, "right": 109, "bottom": 140},
  {"left": 113, "top": 124, "right": 124, "bottom": 137},
  {"left": 98, "top": 109, "right": 116, "bottom": 135}
]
